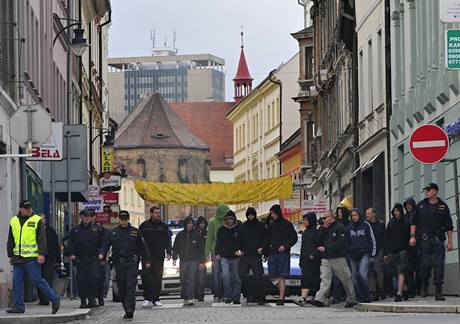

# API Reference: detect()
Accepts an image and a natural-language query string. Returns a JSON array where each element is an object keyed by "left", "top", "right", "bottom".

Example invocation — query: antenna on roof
[
  {"left": 240, "top": 25, "right": 244, "bottom": 49},
  {"left": 163, "top": 35, "right": 167, "bottom": 48},
  {"left": 150, "top": 28, "right": 156, "bottom": 48},
  {"left": 173, "top": 30, "right": 177, "bottom": 50}
]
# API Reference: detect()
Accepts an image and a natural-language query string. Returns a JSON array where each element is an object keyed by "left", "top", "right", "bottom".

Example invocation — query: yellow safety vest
[{"left": 10, "top": 214, "right": 41, "bottom": 257}]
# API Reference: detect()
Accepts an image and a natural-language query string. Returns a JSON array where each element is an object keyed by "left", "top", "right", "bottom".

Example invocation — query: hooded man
[
  {"left": 403, "top": 198, "right": 424, "bottom": 297},
  {"left": 346, "top": 208, "right": 376, "bottom": 303},
  {"left": 266, "top": 204, "right": 298, "bottom": 306},
  {"left": 194, "top": 216, "right": 208, "bottom": 301},
  {"left": 215, "top": 210, "right": 242, "bottom": 304},
  {"left": 336, "top": 207, "right": 350, "bottom": 227},
  {"left": 296, "top": 212, "right": 320, "bottom": 306},
  {"left": 173, "top": 216, "right": 204, "bottom": 306},
  {"left": 205, "top": 204, "right": 230, "bottom": 302},
  {"left": 238, "top": 207, "right": 267, "bottom": 305},
  {"left": 384, "top": 204, "right": 410, "bottom": 302}
]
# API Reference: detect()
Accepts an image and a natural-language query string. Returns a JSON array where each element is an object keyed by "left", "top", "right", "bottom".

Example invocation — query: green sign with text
[{"left": 446, "top": 29, "right": 460, "bottom": 69}]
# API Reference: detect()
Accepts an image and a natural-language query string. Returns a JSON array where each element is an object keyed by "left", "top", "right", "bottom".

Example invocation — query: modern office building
[{"left": 108, "top": 48, "right": 226, "bottom": 124}]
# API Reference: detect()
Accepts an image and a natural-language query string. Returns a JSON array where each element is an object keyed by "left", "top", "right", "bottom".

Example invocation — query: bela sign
[{"left": 28, "top": 122, "right": 63, "bottom": 161}]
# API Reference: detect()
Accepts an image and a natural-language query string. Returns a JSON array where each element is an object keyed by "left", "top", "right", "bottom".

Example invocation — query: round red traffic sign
[{"left": 409, "top": 124, "right": 449, "bottom": 164}]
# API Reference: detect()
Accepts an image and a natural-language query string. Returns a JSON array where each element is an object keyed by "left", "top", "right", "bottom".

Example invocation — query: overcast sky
[{"left": 108, "top": 0, "right": 305, "bottom": 101}]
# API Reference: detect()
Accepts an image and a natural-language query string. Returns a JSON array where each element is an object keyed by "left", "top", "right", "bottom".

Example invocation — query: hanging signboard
[
  {"left": 28, "top": 122, "right": 63, "bottom": 161},
  {"left": 101, "top": 146, "right": 113, "bottom": 173},
  {"left": 301, "top": 199, "right": 328, "bottom": 215}
]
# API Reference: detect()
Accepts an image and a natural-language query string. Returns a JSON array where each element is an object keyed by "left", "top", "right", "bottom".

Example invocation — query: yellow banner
[
  {"left": 101, "top": 146, "right": 113, "bottom": 173},
  {"left": 134, "top": 177, "right": 293, "bottom": 206}
]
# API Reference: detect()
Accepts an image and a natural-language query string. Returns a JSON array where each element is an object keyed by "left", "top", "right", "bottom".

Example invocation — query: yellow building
[{"left": 227, "top": 49, "right": 299, "bottom": 219}]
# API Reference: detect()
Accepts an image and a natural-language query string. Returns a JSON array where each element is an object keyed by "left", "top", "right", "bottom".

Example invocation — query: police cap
[{"left": 423, "top": 183, "right": 439, "bottom": 191}]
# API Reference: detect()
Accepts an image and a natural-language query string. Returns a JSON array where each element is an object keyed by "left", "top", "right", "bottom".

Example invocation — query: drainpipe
[
  {"left": 268, "top": 69, "right": 282, "bottom": 176},
  {"left": 384, "top": 0, "right": 392, "bottom": 217},
  {"left": 351, "top": 0, "right": 360, "bottom": 210},
  {"left": 78, "top": 0, "right": 83, "bottom": 124},
  {"left": 88, "top": 22, "right": 93, "bottom": 183}
]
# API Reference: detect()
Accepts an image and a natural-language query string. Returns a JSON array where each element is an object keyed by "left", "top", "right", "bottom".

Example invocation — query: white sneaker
[
  {"left": 142, "top": 300, "right": 153, "bottom": 307},
  {"left": 153, "top": 301, "right": 162, "bottom": 307}
]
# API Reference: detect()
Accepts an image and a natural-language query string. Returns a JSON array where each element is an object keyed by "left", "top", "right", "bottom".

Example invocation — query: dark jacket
[
  {"left": 7, "top": 215, "right": 47, "bottom": 265},
  {"left": 215, "top": 220, "right": 241, "bottom": 259},
  {"left": 139, "top": 218, "right": 172, "bottom": 261},
  {"left": 299, "top": 213, "right": 320, "bottom": 267},
  {"left": 45, "top": 225, "right": 61, "bottom": 264},
  {"left": 173, "top": 228, "right": 205, "bottom": 262},
  {"left": 68, "top": 222, "right": 105, "bottom": 258},
  {"left": 100, "top": 224, "right": 151, "bottom": 262},
  {"left": 368, "top": 219, "right": 385, "bottom": 253},
  {"left": 403, "top": 198, "right": 417, "bottom": 224},
  {"left": 384, "top": 204, "right": 410, "bottom": 254},
  {"left": 239, "top": 217, "right": 267, "bottom": 257},
  {"left": 413, "top": 198, "right": 453, "bottom": 239},
  {"left": 267, "top": 206, "right": 298, "bottom": 255},
  {"left": 346, "top": 209, "right": 377, "bottom": 258},
  {"left": 317, "top": 220, "right": 348, "bottom": 259}
]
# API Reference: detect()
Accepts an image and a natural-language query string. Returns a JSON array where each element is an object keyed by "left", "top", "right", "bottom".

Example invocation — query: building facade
[
  {"left": 390, "top": 0, "right": 460, "bottom": 293},
  {"left": 108, "top": 52, "right": 226, "bottom": 124},
  {"left": 227, "top": 49, "right": 300, "bottom": 219},
  {"left": 118, "top": 178, "right": 145, "bottom": 228},
  {"left": 354, "top": 0, "right": 391, "bottom": 218}
]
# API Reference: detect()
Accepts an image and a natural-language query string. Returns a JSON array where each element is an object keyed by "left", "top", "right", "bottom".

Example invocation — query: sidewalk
[
  {"left": 357, "top": 297, "right": 460, "bottom": 313},
  {"left": 0, "top": 298, "right": 92, "bottom": 324}
]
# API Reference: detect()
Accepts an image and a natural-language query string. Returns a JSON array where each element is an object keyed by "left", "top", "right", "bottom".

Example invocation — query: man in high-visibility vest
[{"left": 6, "top": 200, "right": 60, "bottom": 314}]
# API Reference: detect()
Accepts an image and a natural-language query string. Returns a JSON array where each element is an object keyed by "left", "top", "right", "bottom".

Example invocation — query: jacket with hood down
[
  {"left": 205, "top": 204, "right": 229, "bottom": 256},
  {"left": 384, "top": 204, "right": 410, "bottom": 255},
  {"left": 239, "top": 207, "right": 267, "bottom": 257},
  {"left": 346, "top": 208, "right": 377, "bottom": 258},
  {"left": 266, "top": 205, "right": 298, "bottom": 255},
  {"left": 300, "top": 213, "right": 320, "bottom": 267},
  {"left": 215, "top": 212, "right": 241, "bottom": 259},
  {"left": 139, "top": 218, "right": 172, "bottom": 261},
  {"left": 414, "top": 198, "right": 453, "bottom": 238},
  {"left": 173, "top": 217, "right": 205, "bottom": 262}
]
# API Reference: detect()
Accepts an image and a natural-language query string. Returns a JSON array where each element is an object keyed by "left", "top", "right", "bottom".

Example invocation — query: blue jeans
[
  {"left": 13, "top": 260, "right": 59, "bottom": 311},
  {"left": 211, "top": 253, "right": 223, "bottom": 298},
  {"left": 349, "top": 254, "right": 370, "bottom": 301},
  {"left": 221, "top": 258, "right": 241, "bottom": 301}
]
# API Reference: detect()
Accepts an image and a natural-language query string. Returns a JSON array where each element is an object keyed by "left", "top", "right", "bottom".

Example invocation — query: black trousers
[
  {"left": 115, "top": 261, "right": 139, "bottom": 314},
  {"left": 76, "top": 258, "right": 100, "bottom": 299},
  {"left": 98, "top": 263, "right": 106, "bottom": 299},
  {"left": 238, "top": 256, "right": 265, "bottom": 302},
  {"left": 141, "top": 261, "right": 163, "bottom": 302},
  {"left": 194, "top": 263, "right": 207, "bottom": 300},
  {"left": 419, "top": 237, "right": 445, "bottom": 287},
  {"left": 38, "top": 261, "right": 55, "bottom": 303}
]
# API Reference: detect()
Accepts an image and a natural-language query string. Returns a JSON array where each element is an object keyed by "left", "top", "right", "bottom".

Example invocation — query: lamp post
[{"left": 53, "top": 18, "right": 89, "bottom": 299}]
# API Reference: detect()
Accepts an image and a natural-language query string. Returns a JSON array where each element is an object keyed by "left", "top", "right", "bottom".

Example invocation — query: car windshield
[{"left": 290, "top": 236, "right": 302, "bottom": 256}]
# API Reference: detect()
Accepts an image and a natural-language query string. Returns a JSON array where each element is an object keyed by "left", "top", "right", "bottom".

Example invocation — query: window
[
  {"left": 305, "top": 46, "right": 314, "bottom": 80},
  {"left": 367, "top": 39, "right": 373, "bottom": 113},
  {"left": 359, "top": 50, "right": 364, "bottom": 120},
  {"left": 377, "top": 29, "right": 383, "bottom": 106},
  {"left": 276, "top": 98, "right": 280, "bottom": 124},
  {"left": 267, "top": 104, "right": 271, "bottom": 130},
  {"left": 272, "top": 101, "right": 276, "bottom": 126},
  {"left": 131, "top": 188, "right": 134, "bottom": 206}
]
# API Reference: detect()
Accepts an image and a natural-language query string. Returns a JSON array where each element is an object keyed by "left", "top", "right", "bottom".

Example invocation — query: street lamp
[{"left": 53, "top": 20, "right": 89, "bottom": 57}]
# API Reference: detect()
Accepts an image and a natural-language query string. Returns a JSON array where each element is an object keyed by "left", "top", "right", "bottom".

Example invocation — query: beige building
[
  {"left": 108, "top": 52, "right": 226, "bottom": 124},
  {"left": 228, "top": 52, "right": 300, "bottom": 219},
  {"left": 119, "top": 179, "right": 145, "bottom": 228}
]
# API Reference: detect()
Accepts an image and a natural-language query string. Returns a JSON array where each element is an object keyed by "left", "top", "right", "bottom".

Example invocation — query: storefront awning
[{"left": 353, "top": 152, "right": 383, "bottom": 175}]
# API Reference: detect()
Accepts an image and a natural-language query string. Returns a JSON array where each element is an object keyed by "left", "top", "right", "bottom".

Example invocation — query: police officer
[
  {"left": 89, "top": 212, "right": 108, "bottom": 306},
  {"left": 68, "top": 210, "right": 105, "bottom": 308},
  {"left": 99, "top": 210, "right": 151, "bottom": 320},
  {"left": 6, "top": 200, "right": 60, "bottom": 314},
  {"left": 410, "top": 183, "right": 454, "bottom": 301}
]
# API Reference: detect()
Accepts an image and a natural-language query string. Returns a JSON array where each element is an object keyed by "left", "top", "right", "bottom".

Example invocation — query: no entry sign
[{"left": 409, "top": 124, "right": 449, "bottom": 164}]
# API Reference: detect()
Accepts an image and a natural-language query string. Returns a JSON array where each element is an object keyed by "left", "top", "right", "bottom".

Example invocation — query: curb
[
  {"left": 356, "top": 303, "right": 460, "bottom": 314},
  {"left": 0, "top": 309, "right": 92, "bottom": 324}
]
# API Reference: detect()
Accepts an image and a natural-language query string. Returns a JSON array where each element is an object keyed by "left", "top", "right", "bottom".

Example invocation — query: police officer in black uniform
[
  {"left": 99, "top": 210, "right": 151, "bottom": 320},
  {"left": 89, "top": 212, "right": 108, "bottom": 306},
  {"left": 68, "top": 210, "right": 105, "bottom": 308},
  {"left": 410, "top": 183, "right": 454, "bottom": 301}
]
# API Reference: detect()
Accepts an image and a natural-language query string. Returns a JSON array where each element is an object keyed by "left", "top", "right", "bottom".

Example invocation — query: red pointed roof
[{"left": 233, "top": 47, "right": 253, "bottom": 81}]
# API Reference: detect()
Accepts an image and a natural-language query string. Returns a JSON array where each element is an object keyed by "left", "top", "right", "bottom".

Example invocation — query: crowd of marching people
[{"left": 6, "top": 182, "right": 454, "bottom": 319}]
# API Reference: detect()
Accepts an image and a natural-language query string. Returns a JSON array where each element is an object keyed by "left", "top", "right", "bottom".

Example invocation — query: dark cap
[
  {"left": 79, "top": 209, "right": 93, "bottom": 216},
  {"left": 119, "top": 210, "right": 130, "bottom": 219},
  {"left": 19, "top": 200, "right": 32, "bottom": 209},
  {"left": 423, "top": 183, "right": 439, "bottom": 191}
]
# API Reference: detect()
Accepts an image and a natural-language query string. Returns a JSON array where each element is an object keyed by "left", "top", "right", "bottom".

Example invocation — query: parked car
[{"left": 112, "top": 226, "right": 212, "bottom": 301}]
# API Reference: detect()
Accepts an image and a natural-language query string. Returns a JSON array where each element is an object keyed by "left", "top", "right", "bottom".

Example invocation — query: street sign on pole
[
  {"left": 409, "top": 124, "right": 449, "bottom": 164},
  {"left": 441, "top": 0, "right": 460, "bottom": 23},
  {"left": 446, "top": 29, "right": 460, "bottom": 70},
  {"left": 9, "top": 105, "right": 52, "bottom": 148}
]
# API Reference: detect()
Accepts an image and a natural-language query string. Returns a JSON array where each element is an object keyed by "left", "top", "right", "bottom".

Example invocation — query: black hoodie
[
  {"left": 215, "top": 213, "right": 241, "bottom": 259},
  {"left": 384, "top": 204, "right": 410, "bottom": 255},
  {"left": 336, "top": 207, "right": 350, "bottom": 227},
  {"left": 239, "top": 210, "right": 267, "bottom": 257},
  {"left": 403, "top": 198, "right": 417, "bottom": 224},
  {"left": 267, "top": 205, "right": 298, "bottom": 255},
  {"left": 173, "top": 217, "right": 205, "bottom": 262},
  {"left": 300, "top": 213, "right": 320, "bottom": 267}
]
